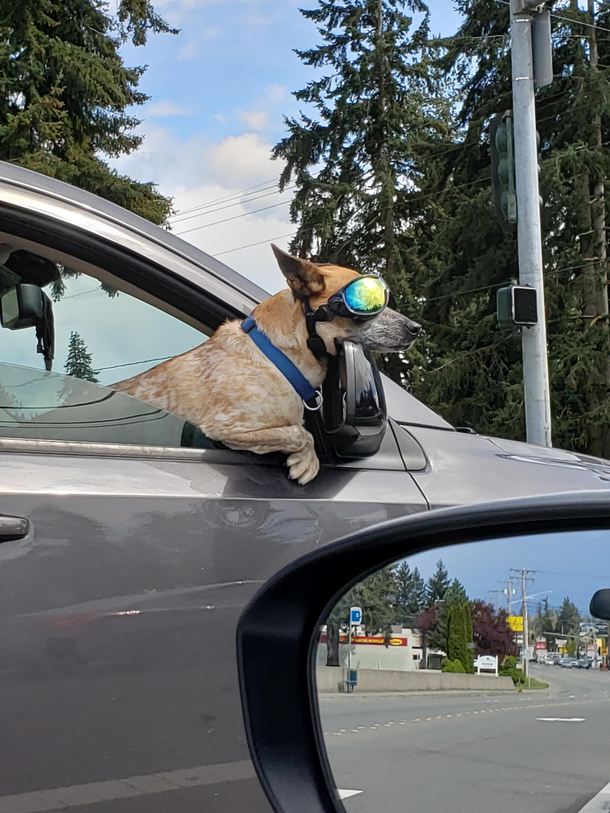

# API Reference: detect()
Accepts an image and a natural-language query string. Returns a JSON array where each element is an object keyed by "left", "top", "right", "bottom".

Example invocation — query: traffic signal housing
[
  {"left": 490, "top": 111, "right": 517, "bottom": 228},
  {"left": 497, "top": 285, "right": 538, "bottom": 327}
]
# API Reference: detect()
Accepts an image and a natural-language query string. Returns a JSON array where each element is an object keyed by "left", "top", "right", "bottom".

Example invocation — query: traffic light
[
  {"left": 497, "top": 285, "right": 538, "bottom": 327},
  {"left": 490, "top": 111, "right": 517, "bottom": 227}
]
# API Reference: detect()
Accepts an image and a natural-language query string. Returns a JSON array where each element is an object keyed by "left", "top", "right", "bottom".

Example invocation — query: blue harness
[{"left": 241, "top": 315, "right": 323, "bottom": 411}]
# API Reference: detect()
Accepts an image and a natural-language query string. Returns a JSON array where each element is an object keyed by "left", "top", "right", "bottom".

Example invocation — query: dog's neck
[{"left": 251, "top": 290, "right": 329, "bottom": 388}]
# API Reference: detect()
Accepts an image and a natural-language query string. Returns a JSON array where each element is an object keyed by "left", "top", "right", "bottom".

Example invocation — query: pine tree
[
  {"left": 425, "top": 559, "right": 450, "bottom": 606},
  {"left": 409, "top": 0, "right": 610, "bottom": 455},
  {"left": 557, "top": 597, "right": 581, "bottom": 637},
  {"left": 273, "top": 0, "right": 449, "bottom": 312},
  {"left": 64, "top": 331, "right": 98, "bottom": 381},
  {"left": 392, "top": 561, "right": 426, "bottom": 624},
  {"left": 0, "top": 0, "right": 176, "bottom": 225}
]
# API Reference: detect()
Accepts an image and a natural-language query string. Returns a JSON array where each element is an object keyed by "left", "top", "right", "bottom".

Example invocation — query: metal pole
[
  {"left": 521, "top": 569, "right": 529, "bottom": 685},
  {"left": 510, "top": 0, "right": 552, "bottom": 447}
]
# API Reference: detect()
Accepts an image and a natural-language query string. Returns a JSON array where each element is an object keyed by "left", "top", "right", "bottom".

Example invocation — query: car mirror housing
[
  {"left": 237, "top": 493, "right": 610, "bottom": 813},
  {"left": 322, "top": 340, "right": 387, "bottom": 458}
]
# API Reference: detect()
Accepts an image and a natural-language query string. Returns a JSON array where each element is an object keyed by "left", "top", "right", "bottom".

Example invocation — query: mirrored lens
[{"left": 344, "top": 277, "right": 387, "bottom": 314}]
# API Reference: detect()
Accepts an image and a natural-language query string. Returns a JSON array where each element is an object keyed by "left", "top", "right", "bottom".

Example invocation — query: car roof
[{"left": 0, "top": 161, "right": 453, "bottom": 431}]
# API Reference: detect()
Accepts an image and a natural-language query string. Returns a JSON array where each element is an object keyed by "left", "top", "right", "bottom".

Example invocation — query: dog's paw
[{"left": 286, "top": 445, "right": 320, "bottom": 485}]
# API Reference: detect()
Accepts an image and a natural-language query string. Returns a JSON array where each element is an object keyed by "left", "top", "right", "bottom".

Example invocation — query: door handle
[{"left": 0, "top": 516, "right": 29, "bottom": 542}]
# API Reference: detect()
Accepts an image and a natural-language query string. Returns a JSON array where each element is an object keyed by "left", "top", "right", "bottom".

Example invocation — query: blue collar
[{"left": 241, "top": 315, "right": 322, "bottom": 410}]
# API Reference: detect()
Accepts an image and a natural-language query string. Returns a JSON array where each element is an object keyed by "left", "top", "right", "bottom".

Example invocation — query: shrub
[
  {"left": 500, "top": 655, "right": 525, "bottom": 686},
  {"left": 442, "top": 658, "right": 465, "bottom": 673}
]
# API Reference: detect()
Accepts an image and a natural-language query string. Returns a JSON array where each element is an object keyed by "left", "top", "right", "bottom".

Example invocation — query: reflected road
[{"left": 319, "top": 665, "right": 610, "bottom": 813}]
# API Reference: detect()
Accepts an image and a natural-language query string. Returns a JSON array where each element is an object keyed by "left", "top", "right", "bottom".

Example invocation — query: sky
[
  {"left": 401, "top": 531, "right": 610, "bottom": 618},
  {"left": 112, "top": 0, "right": 463, "bottom": 295}
]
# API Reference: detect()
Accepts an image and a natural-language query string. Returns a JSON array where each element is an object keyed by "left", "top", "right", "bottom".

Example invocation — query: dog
[{"left": 112, "top": 246, "right": 421, "bottom": 484}]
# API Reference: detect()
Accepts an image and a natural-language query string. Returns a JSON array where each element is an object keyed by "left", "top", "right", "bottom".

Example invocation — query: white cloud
[
  {"left": 211, "top": 112, "right": 227, "bottom": 124},
  {"left": 178, "top": 41, "right": 198, "bottom": 59},
  {"left": 234, "top": 84, "right": 286, "bottom": 133},
  {"left": 145, "top": 101, "right": 190, "bottom": 117},
  {"left": 113, "top": 126, "right": 292, "bottom": 293},
  {"left": 236, "top": 109, "right": 268, "bottom": 131}
]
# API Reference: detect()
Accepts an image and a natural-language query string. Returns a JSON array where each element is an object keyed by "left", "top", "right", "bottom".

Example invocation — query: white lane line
[
  {"left": 0, "top": 761, "right": 255, "bottom": 813},
  {"left": 576, "top": 779, "right": 610, "bottom": 812},
  {"left": 338, "top": 789, "right": 363, "bottom": 800},
  {"left": 536, "top": 717, "right": 585, "bottom": 722}
]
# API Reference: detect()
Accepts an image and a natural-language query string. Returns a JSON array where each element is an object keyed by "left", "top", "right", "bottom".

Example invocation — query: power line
[
  {"left": 173, "top": 199, "right": 292, "bottom": 236},
  {"left": 496, "top": 0, "right": 610, "bottom": 35},
  {"left": 171, "top": 178, "right": 279, "bottom": 218},
  {"left": 213, "top": 231, "right": 298, "bottom": 257},
  {"left": 170, "top": 185, "right": 295, "bottom": 225}
]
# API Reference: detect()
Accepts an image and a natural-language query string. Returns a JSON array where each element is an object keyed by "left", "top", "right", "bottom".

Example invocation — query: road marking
[
  {"left": 536, "top": 718, "right": 585, "bottom": 722},
  {"left": 446, "top": 714, "right": 452, "bottom": 718},
  {"left": 338, "top": 789, "right": 363, "bottom": 800},
  {"left": 399, "top": 721, "right": 407, "bottom": 725},
  {"left": 0, "top": 761, "right": 256, "bottom": 812},
  {"left": 332, "top": 733, "right": 342, "bottom": 736},
  {"left": 575, "top": 778, "right": 610, "bottom": 812},
  {"left": 435, "top": 715, "right": 442, "bottom": 719},
  {"left": 351, "top": 729, "right": 359, "bottom": 733},
  {"left": 413, "top": 718, "right": 421, "bottom": 723},
  {"left": 357, "top": 726, "right": 364, "bottom": 729},
  {"left": 369, "top": 726, "right": 376, "bottom": 730},
  {"left": 425, "top": 717, "right": 432, "bottom": 721}
]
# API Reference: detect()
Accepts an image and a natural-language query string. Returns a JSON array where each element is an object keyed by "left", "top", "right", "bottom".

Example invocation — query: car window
[{"left": 0, "top": 254, "right": 213, "bottom": 448}]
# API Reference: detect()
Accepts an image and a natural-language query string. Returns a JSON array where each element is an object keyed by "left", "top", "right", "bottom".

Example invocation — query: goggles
[{"left": 324, "top": 275, "right": 390, "bottom": 321}]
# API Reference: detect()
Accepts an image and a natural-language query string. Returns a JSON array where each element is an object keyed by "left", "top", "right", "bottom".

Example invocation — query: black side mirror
[
  {"left": 590, "top": 589, "right": 610, "bottom": 620},
  {"left": 322, "top": 340, "right": 387, "bottom": 458},
  {"left": 1, "top": 284, "right": 55, "bottom": 371}
]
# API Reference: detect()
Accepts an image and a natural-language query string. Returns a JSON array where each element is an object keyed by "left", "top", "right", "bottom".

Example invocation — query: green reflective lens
[{"left": 344, "top": 277, "right": 387, "bottom": 314}]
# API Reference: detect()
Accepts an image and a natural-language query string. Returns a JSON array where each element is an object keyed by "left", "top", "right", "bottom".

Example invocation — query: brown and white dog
[{"left": 112, "top": 246, "right": 421, "bottom": 484}]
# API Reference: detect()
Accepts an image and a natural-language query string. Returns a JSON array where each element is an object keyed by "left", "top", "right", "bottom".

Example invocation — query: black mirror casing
[
  {"left": 322, "top": 340, "right": 387, "bottom": 458},
  {"left": 237, "top": 493, "right": 610, "bottom": 813},
  {"left": 1, "top": 284, "right": 45, "bottom": 329},
  {"left": 590, "top": 589, "right": 610, "bottom": 620}
]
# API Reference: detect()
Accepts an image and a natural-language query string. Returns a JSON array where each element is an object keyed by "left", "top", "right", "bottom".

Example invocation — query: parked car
[
  {"left": 577, "top": 658, "right": 593, "bottom": 669},
  {"left": 2, "top": 164, "right": 610, "bottom": 810}
]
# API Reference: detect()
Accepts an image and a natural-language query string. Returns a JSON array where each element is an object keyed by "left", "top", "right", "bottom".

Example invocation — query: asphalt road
[{"left": 318, "top": 665, "right": 610, "bottom": 813}]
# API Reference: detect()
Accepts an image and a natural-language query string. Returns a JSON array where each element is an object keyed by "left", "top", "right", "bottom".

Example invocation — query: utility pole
[
  {"left": 490, "top": 588, "right": 502, "bottom": 611},
  {"left": 511, "top": 567, "right": 536, "bottom": 685},
  {"left": 499, "top": 578, "right": 515, "bottom": 614},
  {"left": 510, "top": 0, "right": 553, "bottom": 447}
]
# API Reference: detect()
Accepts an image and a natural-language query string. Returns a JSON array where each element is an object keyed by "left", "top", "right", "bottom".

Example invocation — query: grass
[{"left": 517, "top": 677, "right": 549, "bottom": 691}]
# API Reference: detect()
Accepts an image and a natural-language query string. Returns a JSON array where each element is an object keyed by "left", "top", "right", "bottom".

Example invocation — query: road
[{"left": 319, "top": 665, "right": 610, "bottom": 813}]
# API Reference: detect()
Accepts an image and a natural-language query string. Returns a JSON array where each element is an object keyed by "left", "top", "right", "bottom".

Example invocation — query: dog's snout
[{"left": 406, "top": 320, "right": 422, "bottom": 338}]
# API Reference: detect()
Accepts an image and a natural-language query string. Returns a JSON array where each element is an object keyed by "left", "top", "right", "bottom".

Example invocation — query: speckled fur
[{"left": 112, "top": 246, "right": 420, "bottom": 484}]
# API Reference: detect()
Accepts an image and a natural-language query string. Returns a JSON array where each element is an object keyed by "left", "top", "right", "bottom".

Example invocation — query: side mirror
[
  {"left": 322, "top": 340, "right": 387, "bottom": 458},
  {"left": 1, "top": 284, "right": 55, "bottom": 370},
  {"left": 590, "top": 589, "right": 610, "bottom": 620},
  {"left": 238, "top": 494, "right": 610, "bottom": 813},
  {"left": 1, "top": 284, "right": 46, "bottom": 329}
]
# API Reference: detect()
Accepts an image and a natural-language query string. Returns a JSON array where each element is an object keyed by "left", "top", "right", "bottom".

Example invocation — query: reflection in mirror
[{"left": 315, "top": 531, "right": 610, "bottom": 813}]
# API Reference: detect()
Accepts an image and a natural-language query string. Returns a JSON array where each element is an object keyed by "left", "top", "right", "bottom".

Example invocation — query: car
[
  {"left": 577, "top": 658, "right": 593, "bottom": 669},
  {"left": 2, "top": 163, "right": 610, "bottom": 810}
]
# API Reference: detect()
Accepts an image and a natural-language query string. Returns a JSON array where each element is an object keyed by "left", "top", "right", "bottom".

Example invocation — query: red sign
[
  {"left": 535, "top": 641, "right": 547, "bottom": 650},
  {"left": 319, "top": 634, "right": 407, "bottom": 647}
]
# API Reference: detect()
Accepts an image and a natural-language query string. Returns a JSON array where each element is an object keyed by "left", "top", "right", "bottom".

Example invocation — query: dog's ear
[{"left": 271, "top": 244, "right": 325, "bottom": 297}]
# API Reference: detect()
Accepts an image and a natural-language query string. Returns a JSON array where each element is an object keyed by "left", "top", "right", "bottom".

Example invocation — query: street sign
[
  {"left": 521, "top": 647, "right": 535, "bottom": 661},
  {"left": 474, "top": 655, "right": 498, "bottom": 675},
  {"left": 507, "top": 615, "right": 524, "bottom": 631},
  {"left": 350, "top": 606, "right": 362, "bottom": 625}
]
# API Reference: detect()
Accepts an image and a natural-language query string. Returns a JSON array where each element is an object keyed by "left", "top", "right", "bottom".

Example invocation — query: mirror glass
[{"left": 315, "top": 531, "right": 610, "bottom": 812}]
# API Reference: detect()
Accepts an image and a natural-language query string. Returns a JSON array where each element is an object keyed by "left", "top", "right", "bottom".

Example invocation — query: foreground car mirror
[{"left": 237, "top": 494, "right": 610, "bottom": 813}]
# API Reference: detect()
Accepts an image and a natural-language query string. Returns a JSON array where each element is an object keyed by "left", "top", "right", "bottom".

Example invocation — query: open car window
[{"left": 0, "top": 362, "right": 214, "bottom": 448}]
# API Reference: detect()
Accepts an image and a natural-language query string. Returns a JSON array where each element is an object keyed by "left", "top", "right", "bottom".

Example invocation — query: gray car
[{"left": 1, "top": 162, "right": 610, "bottom": 812}]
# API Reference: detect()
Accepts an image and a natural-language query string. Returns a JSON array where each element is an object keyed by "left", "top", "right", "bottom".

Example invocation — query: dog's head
[{"left": 272, "top": 245, "right": 421, "bottom": 354}]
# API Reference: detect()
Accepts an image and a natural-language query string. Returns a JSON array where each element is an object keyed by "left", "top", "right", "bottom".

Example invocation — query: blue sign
[{"left": 350, "top": 606, "right": 362, "bottom": 625}]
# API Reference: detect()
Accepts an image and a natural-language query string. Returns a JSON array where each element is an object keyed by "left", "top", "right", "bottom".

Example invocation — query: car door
[{"left": 0, "top": 167, "right": 428, "bottom": 812}]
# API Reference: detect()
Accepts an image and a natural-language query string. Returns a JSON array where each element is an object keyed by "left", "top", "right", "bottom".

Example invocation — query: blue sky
[
  {"left": 405, "top": 531, "right": 610, "bottom": 617},
  {"left": 113, "top": 0, "right": 464, "bottom": 294}
]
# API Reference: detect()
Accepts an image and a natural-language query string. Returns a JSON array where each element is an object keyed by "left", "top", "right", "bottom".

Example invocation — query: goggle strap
[{"left": 303, "top": 299, "right": 330, "bottom": 360}]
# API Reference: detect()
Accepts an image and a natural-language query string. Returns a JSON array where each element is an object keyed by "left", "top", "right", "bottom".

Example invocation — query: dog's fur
[{"left": 112, "top": 246, "right": 421, "bottom": 484}]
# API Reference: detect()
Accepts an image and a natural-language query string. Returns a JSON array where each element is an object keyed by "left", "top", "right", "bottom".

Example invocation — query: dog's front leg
[{"left": 221, "top": 425, "right": 319, "bottom": 485}]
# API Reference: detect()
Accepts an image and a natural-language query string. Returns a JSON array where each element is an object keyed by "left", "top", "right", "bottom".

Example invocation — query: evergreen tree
[
  {"left": 64, "top": 331, "right": 98, "bottom": 381},
  {"left": 557, "top": 597, "right": 581, "bottom": 637},
  {"left": 392, "top": 561, "right": 426, "bottom": 623},
  {"left": 0, "top": 0, "right": 175, "bottom": 225},
  {"left": 409, "top": 0, "right": 610, "bottom": 455},
  {"left": 425, "top": 559, "right": 450, "bottom": 606},
  {"left": 273, "top": 0, "right": 449, "bottom": 335}
]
